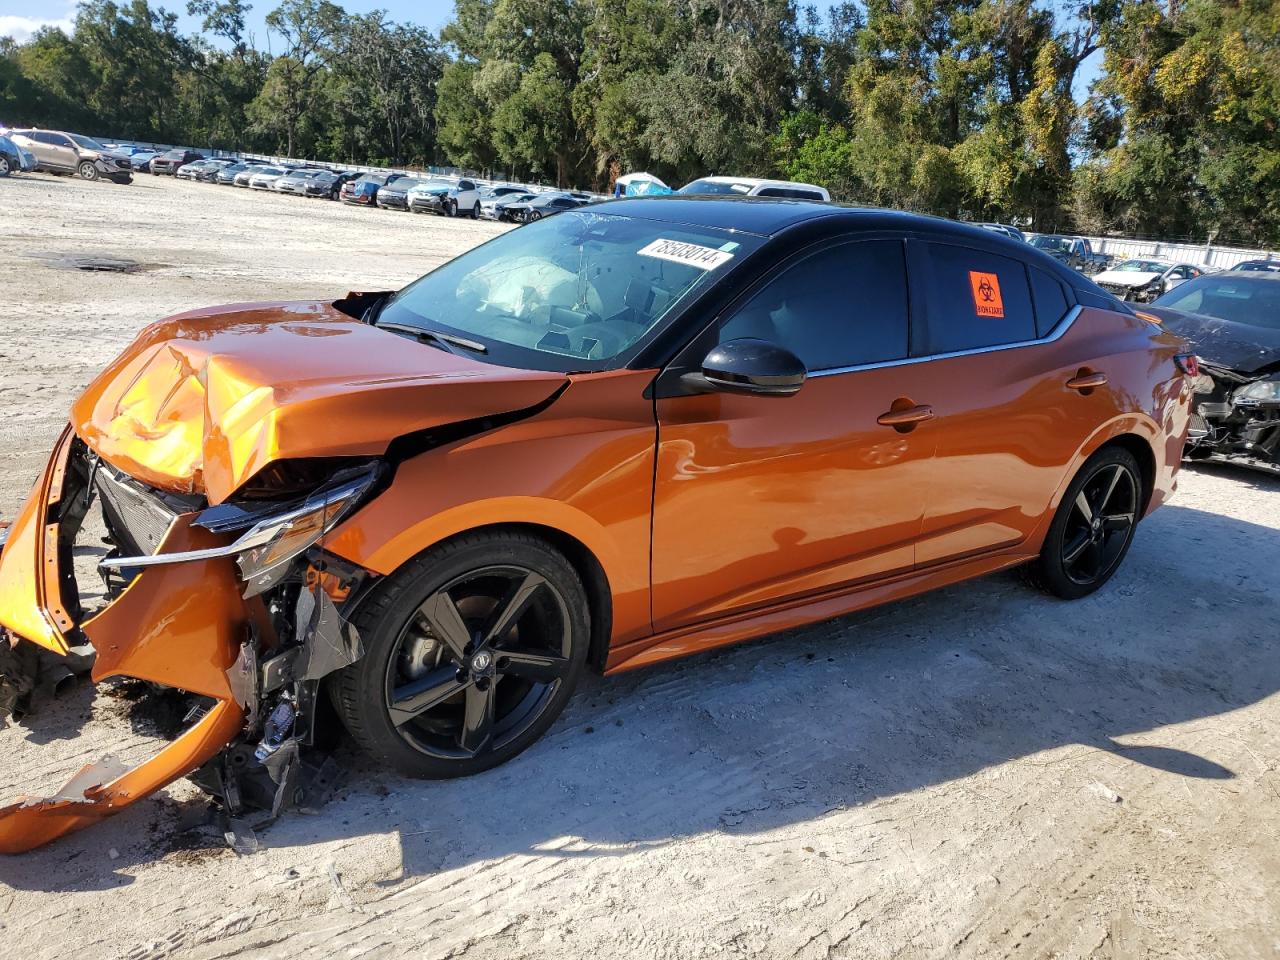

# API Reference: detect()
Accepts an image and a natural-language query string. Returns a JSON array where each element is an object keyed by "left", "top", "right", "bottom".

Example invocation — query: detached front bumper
[{"left": 0, "top": 430, "right": 251, "bottom": 853}]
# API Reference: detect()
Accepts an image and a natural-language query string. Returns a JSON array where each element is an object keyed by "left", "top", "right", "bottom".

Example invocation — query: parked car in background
[
  {"left": 503, "top": 192, "right": 588, "bottom": 222},
  {"left": 0, "top": 133, "right": 36, "bottom": 175},
  {"left": 407, "top": 178, "right": 484, "bottom": 217},
  {"left": 129, "top": 150, "right": 160, "bottom": 173},
  {"left": 150, "top": 149, "right": 205, "bottom": 175},
  {"left": 1231, "top": 259, "right": 1280, "bottom": 273},
  {"left": 978, "top": 223, "right": 1027, "bottom": 243},
  {"left": 248, "top": 166, "right": 289, "bottom": 190},
  {"left": 233, "top": 164, "right": 272, "bottom": 187},
  {"left": 340, "top": 171, "right": 405, "bottom": 206},
  {"left": 1092, "top": 259, "right": 1204, "bottom": 303},
  {"left": 1147, "top": 272, "right": 1280, "bottom": 469},
  {"left": 1028, "top": 234, "right": 1109, "bottom": 274},
  {"left": 482, "top": 190, "right": 536, "bottom": 221},
  {"left": 677, "top": 176, "right": 830, "bottom": 201},
  {"left": 302, "top": 169, "right": 358, "bottom": 199},
  {"left": 376, "top": 175, "right": 428, "bottom": 210},
  {"left": 9, "top": 130, "right": 134, "bottom": 183},
  {"left": 0, "top": 198, "right": 1191, "bottom": 853},
  {"left": 178, "top": 158, "right": 234, "bottom": 182},
  {"left": 217, "top": 161, "right": 259, "bottom": 185},
  {"left": 273, "top": 168, "right": 327, "bottom": 195}
]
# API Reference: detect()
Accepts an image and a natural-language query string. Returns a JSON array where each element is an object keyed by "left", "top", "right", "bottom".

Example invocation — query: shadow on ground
[{"left": 1, "top": 500, "right": 1275, "bottom": 890}]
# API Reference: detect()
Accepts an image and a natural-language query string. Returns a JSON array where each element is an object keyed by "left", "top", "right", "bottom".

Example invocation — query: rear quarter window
[
  {"left": 1029, "top": 267, "right": 1073, "bottom": 338},
  {"left": 915, "top": 242, "right": 1036, "bottom": 354}
]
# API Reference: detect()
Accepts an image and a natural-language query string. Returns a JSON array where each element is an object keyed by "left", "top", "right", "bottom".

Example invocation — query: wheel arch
[
  {"left": 1096, "top": 433, "right": 1156, "bottom": 515},
  {"left": 335, "top": 507, "right": 620, "bottom": 674}
]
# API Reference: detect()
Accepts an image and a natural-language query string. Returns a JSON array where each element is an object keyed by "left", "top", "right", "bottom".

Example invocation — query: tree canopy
[{"left": 2, "top": 0, "right": 1278, "bottom": 243}]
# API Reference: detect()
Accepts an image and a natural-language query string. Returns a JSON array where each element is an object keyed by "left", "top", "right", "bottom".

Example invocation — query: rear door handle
[
  {"left": 1066, "top": 372, "right": 1108, "bottom": 391},
  {"left": 877, "top": 404, "right": 934, "bottom": 431}
]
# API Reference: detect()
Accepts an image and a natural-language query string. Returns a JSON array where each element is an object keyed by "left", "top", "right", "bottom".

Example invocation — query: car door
[
  {"left": 902, "top": 239, "right": 1100, "bottom": 565},
  {"left": 651, "top": 237, "right": 936, "bottom": 631},
  {"left": 27, "top": 132, "right": 65, "bottom": 170}
]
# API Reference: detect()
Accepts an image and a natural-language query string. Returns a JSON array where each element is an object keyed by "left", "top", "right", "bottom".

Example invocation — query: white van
[{"left": 676, "top": 176, "right": 830, "bottom": 201}]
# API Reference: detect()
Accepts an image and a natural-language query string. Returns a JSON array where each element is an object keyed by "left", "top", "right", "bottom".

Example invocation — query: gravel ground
[{"left": 1, "top": 172, "right": 1278, "bottom": 960}]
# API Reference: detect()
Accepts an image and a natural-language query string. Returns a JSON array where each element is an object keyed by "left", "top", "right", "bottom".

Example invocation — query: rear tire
[
  {"left": 0, "top": 157, "right": 9, "bottom": 177},
  {"left": 471, "top": 201, "right": 480, "bottom": 220},
  {"left": 331, "top": 531, "right": 590, "bottom": 778},
  {"left": 78, "top": 161, "right": 99, "bottom": 182},
  {"left": 1026, "top": 446, "right": 1143, "bottom": 600}
]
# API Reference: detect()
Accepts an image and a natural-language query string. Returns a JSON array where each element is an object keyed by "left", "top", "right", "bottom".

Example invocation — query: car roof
[{"left": 592, "top": 195, "right": 1032, "bottom": 240}]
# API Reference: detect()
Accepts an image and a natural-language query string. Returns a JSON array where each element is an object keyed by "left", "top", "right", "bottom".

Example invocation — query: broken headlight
[
  {"left": 1234, "top": 378, "right": 1280, "bottom": 405},
  {"left": 99, "top": 463, "right": 383, "bottom": 596}
]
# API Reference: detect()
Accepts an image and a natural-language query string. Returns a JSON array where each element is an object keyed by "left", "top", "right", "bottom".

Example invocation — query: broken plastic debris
[
  {"left": 224, "top": 817, "right": 259, "bottom": 855},
  {"left": 327, "top": 861, "right": 364, "bottom": 913},
  {"left": 254, "top": 700, "right": 297, "bottom": 762},
  {"left": 296, "top": 587, "right": 363, "bottom": 681},
  {"left": 108, "top": 847, "right": 119, "bottom": 860},
  {"left": 1088, "top": 781, "right": 1123, "bottom": 804}
]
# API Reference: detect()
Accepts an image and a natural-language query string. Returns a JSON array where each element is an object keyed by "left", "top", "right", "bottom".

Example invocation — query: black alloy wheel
[
  {"left": 1028, "top": 446, "right": 1143, "bottom": 600},
  {"left": 333, "top": 532, "right": 589, "bottom": 777}
]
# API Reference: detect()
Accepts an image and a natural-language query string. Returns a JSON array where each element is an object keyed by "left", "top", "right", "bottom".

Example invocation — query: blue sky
[{"left": 3, "top": 0, "right": 1100, "bottom": 96}]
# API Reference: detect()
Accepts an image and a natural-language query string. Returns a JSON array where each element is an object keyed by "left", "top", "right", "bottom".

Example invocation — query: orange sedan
[{"left": 0, "top": 198, "right": 1192, "bottom": 851}]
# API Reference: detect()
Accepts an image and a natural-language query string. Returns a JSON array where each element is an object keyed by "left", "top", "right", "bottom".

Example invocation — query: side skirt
[{"left": 604, "top": 548, "right": 1038, "bottom": 674}]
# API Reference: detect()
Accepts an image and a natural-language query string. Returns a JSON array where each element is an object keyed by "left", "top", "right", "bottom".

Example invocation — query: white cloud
[{"left": 0, "top": 10, "right": 75, "bottom": 43}]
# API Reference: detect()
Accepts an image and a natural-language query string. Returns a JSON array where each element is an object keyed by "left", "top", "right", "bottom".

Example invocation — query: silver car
[{"left": 248, "top": 166, "right": 289, "bottom": 190}]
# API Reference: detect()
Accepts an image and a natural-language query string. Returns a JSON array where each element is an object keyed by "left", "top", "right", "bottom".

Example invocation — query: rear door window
[
  {"left": 915, "top": 242, "right": 1036, "bottom": 354},
  {"left": 718, "top": 240, "right": 909, "bottom": 371}
]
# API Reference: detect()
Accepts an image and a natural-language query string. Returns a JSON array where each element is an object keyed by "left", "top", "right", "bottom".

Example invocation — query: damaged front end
[
  {"left": 1186, "top": 361, "right": 1280, "bottom": 468},
  {"left": 0, "top": 431, "right": 380, "bottom": 853}
]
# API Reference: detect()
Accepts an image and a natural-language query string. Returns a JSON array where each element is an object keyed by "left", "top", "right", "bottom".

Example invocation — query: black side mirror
[{"left": 691, "top": 338, "right": 807, "bottom": 397}]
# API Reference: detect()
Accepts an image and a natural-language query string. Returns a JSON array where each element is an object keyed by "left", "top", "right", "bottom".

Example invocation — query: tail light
[{"left": 1175, "top": 353, "right": 1200, "bottom": 377}]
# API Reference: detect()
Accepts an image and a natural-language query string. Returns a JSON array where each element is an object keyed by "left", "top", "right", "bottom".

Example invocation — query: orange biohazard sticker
[{"left": 968, "top": 271, "right": 1004, "bottom": 318}]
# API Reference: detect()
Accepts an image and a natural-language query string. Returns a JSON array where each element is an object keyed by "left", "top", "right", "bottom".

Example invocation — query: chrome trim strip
[{"left": 808, "top": 304, "right": 1084, "bottom": 379}]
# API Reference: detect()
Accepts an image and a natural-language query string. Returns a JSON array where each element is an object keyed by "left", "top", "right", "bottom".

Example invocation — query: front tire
[
  {"left": 332, "top": 531, "right": 590, "bottom": 778},
  {"left": 1027, "top": 446, "right": 1143, "bottom": 600},
  {"left": 471, "top": 201, "right": 480, "bottom": 220},
  {"left": 78, "top": 161, "right": 100, "bottom": 182}
]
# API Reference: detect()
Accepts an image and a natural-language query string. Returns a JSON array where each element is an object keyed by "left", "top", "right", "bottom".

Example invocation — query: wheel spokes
[
  {"left": 1098, "top": 465, "right": 1126, "bottom": 514},
  {"left": 459, "top": 683, "right": 496, "bottom": 753},
  {"left": 497, "top": 647, "right": 570, "bottom": 684},
  {"left": 416, "top": 590, "right": 473, "bottom": 662},
  {"left": 479, "top": 571, "right": 546, "bottom": 646},
  {"left": 390, "top": 665, "right": 469, "bottom": 727},
  {"left": 1073, "top": 490, "right": 1094, "bottom": 522},
  {"left": 1063, "top": 531, "right": 1092, "bottom": 565},
  {"left": 1102, "top": 512, "right": 1134, "bottom": 532}
]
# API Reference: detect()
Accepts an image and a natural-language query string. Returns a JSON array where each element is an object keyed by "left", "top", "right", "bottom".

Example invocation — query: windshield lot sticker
[
  {"left": 968, "top": 270, "right": 1005, "bottom": 318},
  {"left": 639, "top": 238, "right": 735, "bottom": 270}
]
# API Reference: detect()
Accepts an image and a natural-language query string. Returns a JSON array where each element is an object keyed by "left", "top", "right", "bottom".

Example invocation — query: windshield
[
  {"left": 1152, "top": 276, "right": 1280, "bottom": 329},
  {"left": 357, "top": 173, "right": 389, "bottom": 185},
  {"left": 1115, "top": 260, "right": 1168, "bottom": 273},
  {"left": 70, "top": 134, "right": 105, "bottom": 150},
  {"left": 256, "top": 167, "right": 284, "bottom": 176},
  {"left": 1031, "top": 236, "right": 1071, "bottom": 252},
  {"left": 377, "top": 210, "right": 761, "bottom": 371},
  {"left": 678, "top": 179, "right": 750, "bottom": 196},
  {"left": 1235, "top": 261, "right": 1280, "bottom": 273}
]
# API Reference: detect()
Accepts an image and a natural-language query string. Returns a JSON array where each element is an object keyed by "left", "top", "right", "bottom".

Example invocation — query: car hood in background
[
  {"left": 70, "top": 301, "right": 568, "bottom": 504},
  {"left": 1145, "top": 306, "right": 1280, "bottom": 374},
  {"left": 1093, "top": 269, "right": 1161, "bottom": 287}
]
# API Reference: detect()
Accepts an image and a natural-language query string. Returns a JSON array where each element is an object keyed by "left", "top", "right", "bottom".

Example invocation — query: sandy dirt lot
[{"left": 1, "top": 172, "right": 1278, "bottom": 960}]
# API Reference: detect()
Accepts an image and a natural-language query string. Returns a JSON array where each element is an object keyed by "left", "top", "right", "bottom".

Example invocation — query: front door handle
[
  {"left": 1066, "top": 371, "right": 1108, "bottom": 391},
  {"left": 877, "top": 403, "right": 934, "bottom": 432}
]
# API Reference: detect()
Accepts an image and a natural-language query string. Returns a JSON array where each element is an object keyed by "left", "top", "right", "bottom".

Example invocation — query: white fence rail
[{"left": 1081, "top": 236, "right": 1277, "bottom": 270}]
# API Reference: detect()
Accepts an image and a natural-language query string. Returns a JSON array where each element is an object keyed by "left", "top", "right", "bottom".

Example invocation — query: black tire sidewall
[
  {"left": 333, "top": 533, "right": 590, "bottom": 778},
  {"left": 1035, "top": 446, "right": 1142, "bottom": 600}
]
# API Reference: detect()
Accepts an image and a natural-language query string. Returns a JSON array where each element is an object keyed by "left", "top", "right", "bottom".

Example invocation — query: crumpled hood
[
  {"left": 1094, "top": 269, "right": 1160, "bottom": 288},
  {"left": 1145, "top": 306, "right": 1280, "bottom": 375},
  {"left": 70, "top": 300, "right": 567, "bottom": 504}
]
